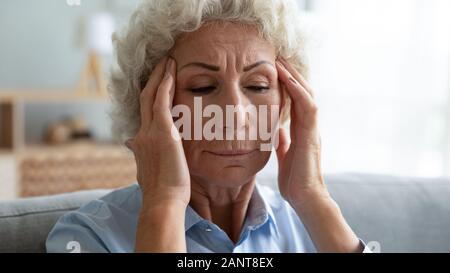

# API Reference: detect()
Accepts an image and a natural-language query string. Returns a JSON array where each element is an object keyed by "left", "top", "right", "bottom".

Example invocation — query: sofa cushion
[
  {"left": 325, "top": 173, "right": 450, "bottom": 252},
  {"left": 0, "top": 189, "right": 109, "bottom": 253}
]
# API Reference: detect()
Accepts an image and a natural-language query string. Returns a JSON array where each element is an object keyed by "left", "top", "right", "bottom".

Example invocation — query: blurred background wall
[
  {"left": 309, "top": 0, "right": 450, "bottom": 177},
  {"left": 0, "top": 0, "right": 449, "bottom": 199},
  {"left": 0, "top": 0, "right": 139, "bottom": 142},
  {"left": 264, "top": 0, "right": 450, "bottom": 178}
]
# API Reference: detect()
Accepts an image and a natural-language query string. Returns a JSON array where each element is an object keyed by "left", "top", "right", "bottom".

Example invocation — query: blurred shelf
[
  {"left": 17, "top": 140, "right": 136, "bottom": 197},
  {"left": 0, "top": 89, "right": 108, "bottom": 103},
  {"left": 17, "top": 140, "right": 128, "bottom": 157},
  {"left": 0, "top": 80, "right": 113, "bottom": 198},
  {"left": 0, "top": 148, "right": 14, "bottom": 155},
  {"left": 0, "top": 89, "right": 109, "bottom": 151}
]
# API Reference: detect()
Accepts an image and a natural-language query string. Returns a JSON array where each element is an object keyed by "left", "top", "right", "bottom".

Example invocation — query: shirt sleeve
[
  {"left": 46, "top": 185, "right": 141, "bottom": 253},
  {"left": 46, "top": 212, "right": 109, "bottom": 253}
]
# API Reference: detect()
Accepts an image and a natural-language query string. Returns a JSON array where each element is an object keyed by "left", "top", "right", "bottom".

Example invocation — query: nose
[{"left": 218, "top": 83, "right": 252, "bottom": 138}]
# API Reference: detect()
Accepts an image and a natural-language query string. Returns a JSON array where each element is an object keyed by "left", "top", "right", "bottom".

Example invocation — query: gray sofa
[{"left": 1, "top": 173, "right": 449, "bottom": 253}]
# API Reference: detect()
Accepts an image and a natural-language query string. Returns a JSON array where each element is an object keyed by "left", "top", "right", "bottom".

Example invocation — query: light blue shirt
[{"left": 46, "top": 183, "right": 368, "bottom": 253}]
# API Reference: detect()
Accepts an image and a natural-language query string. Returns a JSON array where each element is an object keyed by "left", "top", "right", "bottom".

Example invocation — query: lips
[{"left": 206, "top": 149, "right": 257, "bottom": 157}]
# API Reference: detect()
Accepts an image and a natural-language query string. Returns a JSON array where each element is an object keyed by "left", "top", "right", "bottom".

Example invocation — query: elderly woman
[{"left": 47, "top": 0, "right": 368, "bottom": 253}]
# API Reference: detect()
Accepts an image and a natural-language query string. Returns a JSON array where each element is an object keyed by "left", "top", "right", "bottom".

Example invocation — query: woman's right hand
[
  {"left": 128, "top": 56, "right": 190, "bottom": 252},
  {"left": 126, "top": 56, "right": 190, "bottom": 209}
]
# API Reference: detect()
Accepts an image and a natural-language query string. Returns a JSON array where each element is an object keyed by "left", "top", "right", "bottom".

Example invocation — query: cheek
[
  {"left": 249, "top": 91, "right": 282, "bottom": 133},
  {"left": 248, "top": 84, "right": 282, "bottom": 107},
  {"left": 173, "top": 88, "right": 192, "bottom": 107},
  {"left": 181, "top": 140, "right": 204, "bottom": 173}
]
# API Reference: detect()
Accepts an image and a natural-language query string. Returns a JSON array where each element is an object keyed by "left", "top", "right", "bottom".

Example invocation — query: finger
[
  {"left": 140, "top": 56, "right": 169, "bottom": 129},
  {"left": 276, "top": 128, "right": 290, "bottom": 173},
  {"left": 275, "top": 127, "right": 290, "bottom": 170},
  {"left": 276, "top": 61, "right": 316, "bottom": 113},
  {"left": 167, "top": 58, "right": 177, "bottom": 109},
  {"left": 279, "top": 83, "right": 298, "bottom": 140},
  {"left": 289, "top": 99, "right": 297, "bottom": 140},
  {"left": 153, "top": 57, "right": 176, "bottom": 124},
  {"left": 279, "top": 57, "right": 315, "bottom": 98},
  {"left": 277, "top": 65, "right": 319, "bottom": 135}
]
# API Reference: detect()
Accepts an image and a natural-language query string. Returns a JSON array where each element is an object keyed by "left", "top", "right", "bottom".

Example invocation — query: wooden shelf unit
[
  {"left": 0, "top": 89, "right": 109, "bottom": 152},
  {"left": 0, "top": 89, "right": 131, "bottom": 199}
]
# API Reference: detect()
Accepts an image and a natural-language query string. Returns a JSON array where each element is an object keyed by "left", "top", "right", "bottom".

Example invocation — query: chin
[
  {"left": 209, "top": 166, "right": 257, "bottom": 188},
  {"left": 189, "top": 153, "right": 271, "bottom": 188}
]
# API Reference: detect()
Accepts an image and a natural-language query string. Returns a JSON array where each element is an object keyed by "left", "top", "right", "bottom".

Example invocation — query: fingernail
[
  {"left": 124, "top": 139, "right": 133, "bottom": 150},
  {"left": 159, "top": 56, "right": 168, "bottom": 66},
  {"left": 276, "top": 61, "right": 283, "bottom": 68},
  {"left": 166, "top": 58, "right": 173, "bottom": 73},
  {"left": 289, "top": 76, "right": 298, "bottom": 84},
  {"left": 281, "top": 58, "right": 291, "bottom": 68}
]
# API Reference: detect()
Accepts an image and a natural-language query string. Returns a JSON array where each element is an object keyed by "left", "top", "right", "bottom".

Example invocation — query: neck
[{"left": 189, "top": 176, "right": 256, "bottom": 244}]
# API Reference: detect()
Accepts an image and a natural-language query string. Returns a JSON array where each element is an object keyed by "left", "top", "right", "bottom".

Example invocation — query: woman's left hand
[
  {"left": 275, "top": 58, "right": 362, "bottom": 252},
  {"left": 275, "top": 58, "right": 330, "bottom": 208}
]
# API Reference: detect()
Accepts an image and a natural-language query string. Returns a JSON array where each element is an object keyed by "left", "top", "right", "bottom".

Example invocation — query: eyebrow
[{"left": 177, "top": 60, "right": 273, "bottom": 72}]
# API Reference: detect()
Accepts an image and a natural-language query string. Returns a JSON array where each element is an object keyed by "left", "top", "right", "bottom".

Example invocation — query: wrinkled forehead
[{"left": 170, "top": 22, "right": 276, "bottom": 67}]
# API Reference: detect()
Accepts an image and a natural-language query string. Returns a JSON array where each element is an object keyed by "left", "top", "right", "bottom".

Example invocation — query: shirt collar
[
  {"left": 184, "top": 205, "right": 204, "bottom": 231},
  {"left": 184, "top": 183, "right": 279, "bottom": 235},
  {"left": 246, "top": 183, "right": 279, "bottom": 235}
]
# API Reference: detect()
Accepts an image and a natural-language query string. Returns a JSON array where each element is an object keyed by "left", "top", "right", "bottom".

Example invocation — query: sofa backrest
[{"left": 1, "top": 173, "right": 450, "bottom": 252}]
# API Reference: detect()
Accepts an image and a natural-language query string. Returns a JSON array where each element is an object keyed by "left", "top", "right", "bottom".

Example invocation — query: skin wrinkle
[
  {"left": 126, "top": 3, "right": 362, "bottom": 253},
  {"left": 169, "top": 21, "right": 282, "bottom": 244},
  {"left": 131, "top": 18, "right": 364, "bottom": 252}
]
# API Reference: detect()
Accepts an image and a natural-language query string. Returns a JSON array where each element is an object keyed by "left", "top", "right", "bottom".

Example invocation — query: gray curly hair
[{"left": 109, "top": 0, "right": 308, "bottom": 142}]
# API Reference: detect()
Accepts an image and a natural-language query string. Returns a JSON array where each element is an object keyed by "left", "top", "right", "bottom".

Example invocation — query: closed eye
[
  {"left": 188, "top": 86, "right": 215, "bottom": 94},
  {"left": 188, "top": 86, "right": 269, "bottom": 94},
  {"left": 246, "top": 86, "right": 270, "bottom": 92}
]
